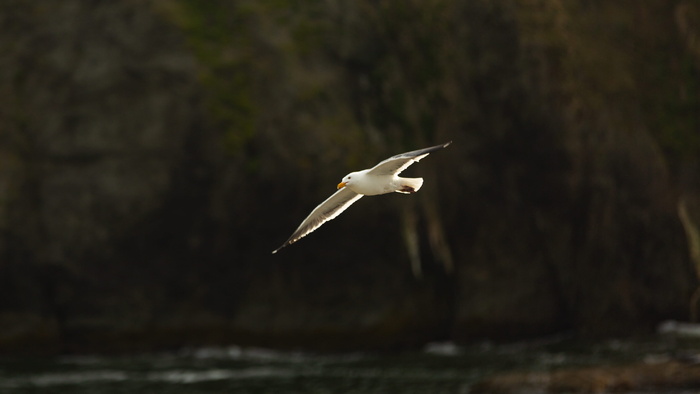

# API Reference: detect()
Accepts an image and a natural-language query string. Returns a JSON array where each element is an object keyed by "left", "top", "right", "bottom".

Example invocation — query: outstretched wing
[
  {"left": 366, "top": 141, "right": 451, "bottom": 176},
  {"left": 272, "top": 187, "right": 363, "bottom": 253}
]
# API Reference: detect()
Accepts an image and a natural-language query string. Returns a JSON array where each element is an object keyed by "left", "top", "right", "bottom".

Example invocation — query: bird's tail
[{"left": 396, "top": 177, "right": 424, "bottom": 194}]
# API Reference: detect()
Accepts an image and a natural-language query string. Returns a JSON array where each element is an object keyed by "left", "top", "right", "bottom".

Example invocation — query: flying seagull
[{"left": 272, "top": 141, "right": 451, "bottom": 254}]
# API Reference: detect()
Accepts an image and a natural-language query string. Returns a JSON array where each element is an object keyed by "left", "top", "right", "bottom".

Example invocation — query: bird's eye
[{"left": 348, "top": 176, "right": 352, "bottom": 179}]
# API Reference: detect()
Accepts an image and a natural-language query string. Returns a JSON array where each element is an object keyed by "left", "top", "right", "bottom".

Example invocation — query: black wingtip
[{"left": 272, "top": 239, "right": 294, "bottom": 254}]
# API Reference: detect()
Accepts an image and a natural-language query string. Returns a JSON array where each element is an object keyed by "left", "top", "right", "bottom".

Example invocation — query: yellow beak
[{"left": 337, "top": 182, "right": 347, "bottom": 189}]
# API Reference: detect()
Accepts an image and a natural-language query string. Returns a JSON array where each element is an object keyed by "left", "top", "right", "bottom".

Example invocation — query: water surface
[{"left": 0, "top": 335, "right": 696, "bottom": 393}]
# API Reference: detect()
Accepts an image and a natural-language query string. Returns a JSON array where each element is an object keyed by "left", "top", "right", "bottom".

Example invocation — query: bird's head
[{"left": 337, "top": 172, "right": 357, "bottom": 189}]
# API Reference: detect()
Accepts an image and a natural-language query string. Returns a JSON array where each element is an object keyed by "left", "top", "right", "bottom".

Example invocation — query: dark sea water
[{"left": 0, "top": 334, "right": 697, "bottom": 393}]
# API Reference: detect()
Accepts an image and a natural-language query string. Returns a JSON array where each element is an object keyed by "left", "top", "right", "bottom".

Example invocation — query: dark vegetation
[{"left": 0, "top": 0, "right": 699, "bottom": 353}]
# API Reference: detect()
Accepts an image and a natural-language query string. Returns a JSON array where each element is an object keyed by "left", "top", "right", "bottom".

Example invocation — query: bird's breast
[{"left": 349, "top": 175, "right": 397, "bottom": 196}]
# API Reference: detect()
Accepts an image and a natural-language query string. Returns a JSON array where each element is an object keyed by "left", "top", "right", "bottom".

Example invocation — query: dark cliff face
[
  {"left": 0, "top": 0, "right": 698, "bottom": 353},
  {"left": 0, "top": 1, "right": 217, "bottom": 351},
  {"left": 1, "top": 1, "right": 203, "bottom": 261}
]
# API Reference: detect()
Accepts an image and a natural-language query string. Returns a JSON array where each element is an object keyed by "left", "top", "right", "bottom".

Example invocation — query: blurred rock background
[{"left": 0, "top": 0, "right": 698, "bottom": 353}]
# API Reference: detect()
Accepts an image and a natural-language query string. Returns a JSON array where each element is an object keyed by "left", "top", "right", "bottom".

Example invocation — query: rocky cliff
[{"left": 0, "top": 0, "right": 698, "bottom": 353}]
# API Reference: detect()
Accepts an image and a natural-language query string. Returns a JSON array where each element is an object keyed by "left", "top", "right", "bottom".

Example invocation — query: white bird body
[
  {"left": 272, "top": 141, "right": 451, "bottom": 253},
  {"left": 339, "top": 169, "right": 423, "bottom": 196}
]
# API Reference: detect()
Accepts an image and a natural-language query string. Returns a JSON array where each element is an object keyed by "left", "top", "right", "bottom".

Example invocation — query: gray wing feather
[
  {"left": 272, "top": 187, "right": 363, "bottom": 253},
  {"left": 367, "top": 141, "right": 451, "bottom": 176}
]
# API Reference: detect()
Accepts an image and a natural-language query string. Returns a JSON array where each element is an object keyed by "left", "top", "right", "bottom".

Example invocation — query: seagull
[{"left": 272, "top": 141, "right": 451, "bottom": 254}]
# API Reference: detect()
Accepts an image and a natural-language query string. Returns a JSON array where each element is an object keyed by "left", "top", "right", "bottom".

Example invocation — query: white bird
[{"left": 272, "top": 141, "right": 451, "bottom": 254}]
